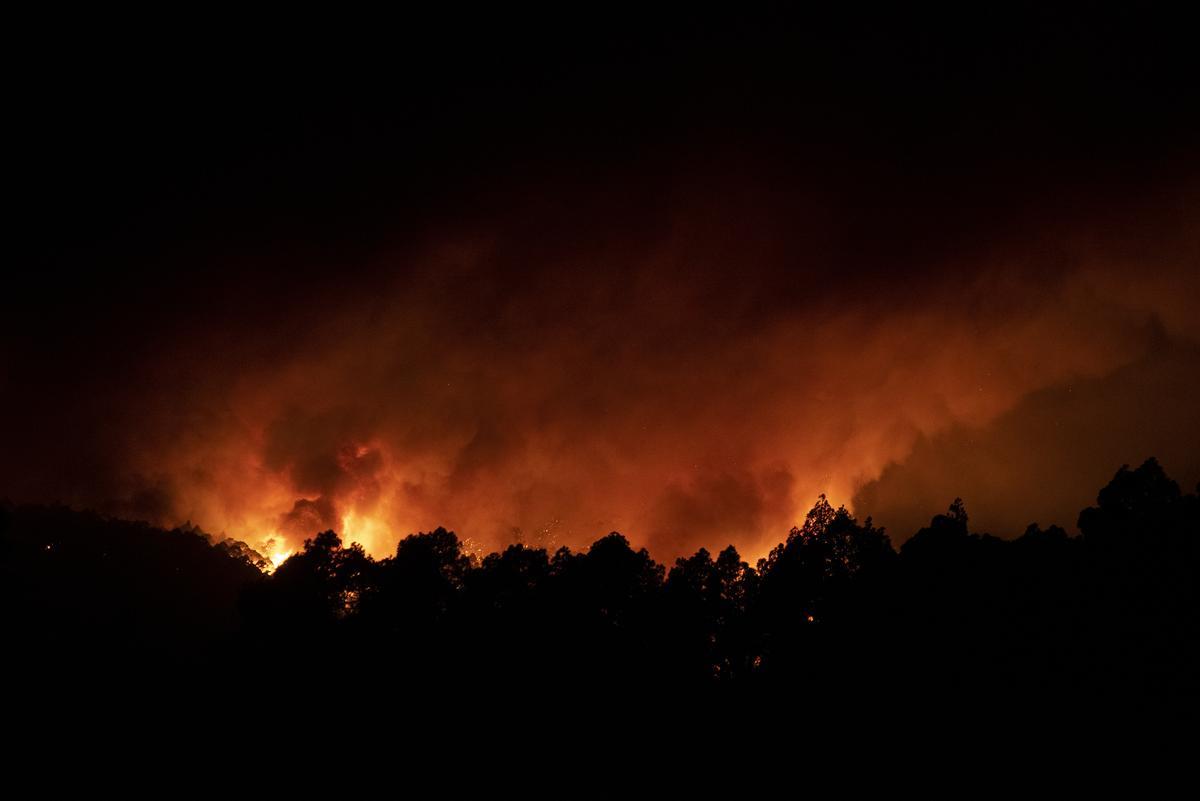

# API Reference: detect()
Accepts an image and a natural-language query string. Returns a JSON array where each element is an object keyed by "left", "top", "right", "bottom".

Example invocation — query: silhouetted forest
[{"left": 3, "top": 459, "right": 1196, "bottom": 703}]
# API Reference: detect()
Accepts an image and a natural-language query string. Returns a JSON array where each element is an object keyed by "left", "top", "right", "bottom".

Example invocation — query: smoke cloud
[{"left": 4, "top": 136, "right": 1197, "bottom": 562}]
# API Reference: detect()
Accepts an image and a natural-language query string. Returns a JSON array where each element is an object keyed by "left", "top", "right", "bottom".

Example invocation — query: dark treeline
[{"left": 3, "top": 459, "right": 1197, "bottom": 703}]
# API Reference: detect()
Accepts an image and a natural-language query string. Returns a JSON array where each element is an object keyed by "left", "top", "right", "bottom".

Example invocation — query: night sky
[{"left": 6, "top": 8, "right": 1198, "bottom": 563}]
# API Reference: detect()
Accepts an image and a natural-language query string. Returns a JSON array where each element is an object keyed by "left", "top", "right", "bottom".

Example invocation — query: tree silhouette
[
  {"left": 4, "top": 459, "right": 1197, "bottom": 702},
  {"left": 239, "top": 529, "right": 372, "bottom": 645},
  {"left": 758, "top": 495, "right": 894, "bottom": 622},
  {"left": 664, "top": 545, "right": 758, "bottom": 681},
  {"left": 358, "top": 527, "right": 473, "bottom": 633},
  {"left": 752, "top": 495, "right": 896, "bottom": 680}
]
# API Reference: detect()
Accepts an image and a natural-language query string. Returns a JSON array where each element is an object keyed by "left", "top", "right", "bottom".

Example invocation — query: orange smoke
[{"left": 3, "top": 164, "right": 1197, "bottom": 561}]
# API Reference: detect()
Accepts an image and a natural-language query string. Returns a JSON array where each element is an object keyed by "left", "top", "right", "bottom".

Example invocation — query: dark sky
[{"left": 6, "top": 8, "right": 1198, "bottom": 561}]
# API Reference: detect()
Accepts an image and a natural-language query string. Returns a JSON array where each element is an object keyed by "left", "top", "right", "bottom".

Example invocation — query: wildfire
[
  {"left": 340, "top": 509, "right": 390, "bottom": 556},
  {"left": 267, "top": 547, "right": 294, "bottom": 572},
  {"left": 257, "top": 535, "right": 294, "bottom": 573}
]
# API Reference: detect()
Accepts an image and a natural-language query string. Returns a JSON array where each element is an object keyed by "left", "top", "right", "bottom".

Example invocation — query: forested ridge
[{"left": 4, "top": 459, "right": 1196, "bottom": 703}]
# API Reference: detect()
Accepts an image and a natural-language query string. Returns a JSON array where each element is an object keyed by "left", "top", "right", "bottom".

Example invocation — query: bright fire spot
[
  {"left": 268, "top": 548, "right": 294, "bottom": 572},
  {"left": 256, "top": 535, "right": 294, "bottom": 573},
  {"left": 341, "top": 509, "right": 389, "bottom": 556}
]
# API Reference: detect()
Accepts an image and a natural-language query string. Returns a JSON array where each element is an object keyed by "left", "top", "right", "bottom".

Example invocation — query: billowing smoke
[{"left": 4, "top": 152, "right": 1197, "bottom": 560}]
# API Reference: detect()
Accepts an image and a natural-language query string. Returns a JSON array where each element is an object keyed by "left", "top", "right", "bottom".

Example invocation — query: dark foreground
[{"left": 3, "top": 459, "right": 1197, "bottom": 713}]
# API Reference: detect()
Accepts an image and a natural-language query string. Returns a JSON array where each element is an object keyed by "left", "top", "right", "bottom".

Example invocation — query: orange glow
[
  {"left": 259, "top": 536, "right": 294, "bottom": 573},
  {"left": 267, "top": 548, "right": 294, "bottom": 572},
  {"left": 340, "top": 509, "right": 390, "bottom": 556},
  {"left": 4, "top": 175, "right": 1194, "bottom": 564}
]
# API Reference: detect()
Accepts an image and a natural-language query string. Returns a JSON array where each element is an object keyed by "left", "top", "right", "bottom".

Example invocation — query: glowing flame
[
  {"left": 257, "top": 535, "right": 294, "bottom": 573},
  {"left": 341, "top": 510, "right": 389, "bottom": 556},
  {"left": 267, "top": 547, "right": 294, "bottom": 572}
]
